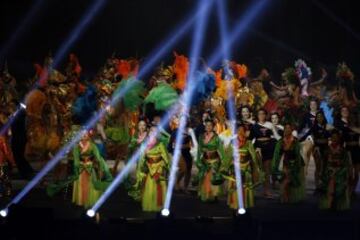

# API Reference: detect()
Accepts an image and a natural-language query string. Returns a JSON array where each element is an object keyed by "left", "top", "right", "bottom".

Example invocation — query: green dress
[
  {"left": 222, "top": 140, "right": 261, "bottom": 209},
  {"left": 138, "top": 141, "right": 170, "bottom": 212},
  {"left": 47, "top": 142, "right": 112, "bottom": 209},
  {"left": 196, "top": 133, "right": 225, "bottom": 202},
  {"left": 272, "top": 139, "right": 305, "bottom": 203},
  {"left": 126, "top": 132, "right": 147, "bottom": 199},
  {"left": 319, "top": 144, "right": 351, "bottom": 210},
  {"left": 104, "top": 115, "right": 131, "bottom": 160},
  {"left": 72, "top": 142, "right": 113, "bottom": 208}
]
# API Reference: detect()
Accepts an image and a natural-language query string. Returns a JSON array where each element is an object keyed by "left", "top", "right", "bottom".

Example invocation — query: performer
[
  {"left": 168, "top": 118, "right": 194, "bottom": 193},
  {"left": 252, "top": 108, "right": 280, "bottom": 198},
  {"left": 104, "top": 102, "right": 131, "bottom": 174},
  {"left": 137, "top": 125, "right": 171, "bottom": 212},
  {"left": 298, "top": 99, "right": 318, "bottom": 177},
  {"left": 129, "top": 119, "right": 148, "bottom": 155},
  {"left": 0, "top": 119, "right": 16, "bottom": 198},
  {"left": 334, "top": 106, "right": 360, "bottom": 197},
  {"left": 238, "top": 105, "right": 255, "bottom": 138},
  {"left": 295, "top": 59, "right": 312, "bottom": 98},
  {"left": 47, "top": 128, "right": 112, "bottom": 211},
  {"left": 195, "top": 118, "right": 225, "bottom": 202},
  {"left": 222, "top": 125, "right": 261, "bottom": 209},
  {"left": 71, "top": 129, "right": 112, "bottom": 208},
  {"left": 319, "top": 130, "right": 351, "bottom": 210},
  {"left": 270, "top": 112, "right": 284, "bottom": 137},
  {"left": 305, "top": 111, "right": 332, "bottom": 192},
  {"left": 272, "top": 123, "right": 305, "bottom": 203}
]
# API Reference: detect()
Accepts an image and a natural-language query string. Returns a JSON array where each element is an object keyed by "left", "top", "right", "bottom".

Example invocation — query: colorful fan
[
  {"left": 144, "top": 82, "right": 179, "bottom": 110},
  {"left": 114, "top": 77, "right": 145, "bottom": 111}
]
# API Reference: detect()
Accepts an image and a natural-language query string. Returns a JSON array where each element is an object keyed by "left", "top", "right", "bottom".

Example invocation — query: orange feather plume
[
  {"left": 231, "top": 62, "right": 248, "bottom": 79},
  {"left": 172, "top": 52, "right": 189, "bottom": 90},
  {"left": 117, "top": 59, "right": 131, "bottom": 79}
]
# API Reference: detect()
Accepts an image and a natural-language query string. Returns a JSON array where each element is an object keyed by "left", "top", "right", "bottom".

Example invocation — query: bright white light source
[
  {"left": 86, "top": 209, "right": 95, "bottom": 217},
  {"left": 238, "top": 208, "right": 246, "bottom": 215},
  {"left": 20, "top": 103, "right": 27, "bottom": 109},
  {"left": 0, "top": 209, "right": 8, "bottom": 217},
  {"left": 161, "top": 208, "right": 170, "bottom": 217}
]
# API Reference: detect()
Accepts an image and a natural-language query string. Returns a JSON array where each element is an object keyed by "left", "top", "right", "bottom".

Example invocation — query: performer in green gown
[
  {"left": 137, "top": 125, "right": 171, "bottom": 212},
  {"left": 196, "top": 118, "right": 225, "bottom": 202},
  {"left": 222, "top": 124, "right": 262, "bottom": 209},
  {"left": 47, "top": 129, "right": 112, "bottom": 209},
  {"left": 272, "top": 123, "right": 305, "bottom": 203}
]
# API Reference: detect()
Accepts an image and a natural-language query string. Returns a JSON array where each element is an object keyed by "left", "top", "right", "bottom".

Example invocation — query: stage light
[
  {"left": 249, "top": 29, "right": 309, "bottom": 60},
  {"left": 238, "top": 208, "right": 246, "bottom": 215},
  {"left": 87, "top": 209, "right": 96, "bottom": 218},
  {"left": 312, "top": 0, "right": 360, "bottom": 41},
  {"left": 91, "top": 91, "right": 190, "bottom": 213},
  {"left": 0, "top": 0, "right": 45, "bottom": 61},
  {"left": 87, "top": 1, "right": 215, "bottom": 214},
  {"left": 161, "top": 208, "right": 170, "bottom": 217},
  {"left": 163, "top": 0, "right": 210, "bottom": 212},
  {"left": 208, "top": 0, "right": 270, "bottom": 67},
  {"left": 51, "top": 0, "right": 107, "bottom": 68},
  {"left": 90, "top": 0, "right": 271, "bottom": 213},
  {"left": 0, "top": 0, "right": 108, "bottom": 137},
  {"left": 137, "top": 0, "right": 214, "bottom": 78},
  {"left": 216, "top": 0, "right": 230, "bottom": 60},
  {"left": 20, "top": 102, "right": 27, "bottom": 109},
  {"left": 217, "top": 0, "right": 246, "bottom": 213},
  {"left": 0, "top": 208, "right": 8, "bottom": 218},
  {"left": 4, "top": 1, "right": 214, "bottom": 209}
]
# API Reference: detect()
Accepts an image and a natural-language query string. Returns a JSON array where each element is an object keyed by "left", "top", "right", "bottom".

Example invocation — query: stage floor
[{"left": 1, "top": 160, "right": 360, "bottom": 239}]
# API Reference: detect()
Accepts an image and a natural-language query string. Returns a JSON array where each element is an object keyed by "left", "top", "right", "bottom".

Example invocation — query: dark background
[{"left": 0, "top": 0, "right": 359, "bottom": 84}]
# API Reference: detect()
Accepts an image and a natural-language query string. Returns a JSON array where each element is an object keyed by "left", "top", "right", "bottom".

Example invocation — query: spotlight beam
[
  {"left": 207, "top": 0, "right": 270, "bottom": 68},
  {"left": 91, "top": 87, "right": 192, "bottom": 213},
  {"left": 0, "top": 0, "right": 108, "bottom": 136},
  {"left": 52, "top": 0, "right": 107, "bottom": 67},
  {"left": 164, "top": 0, "right": 210, "bottom": 211},
  {"left": 249, "top": 28, "right": 310, "bottom": 60},
  {"left": 137, "top": 0, "right": 214, "bottom": 78},
  {"left": 4, "top": 0, "right": 215, "bottom": 209},
  {"left": 217, "top": 0, "right": 245, "bottom": 211},
  {"left": 0, "top": 0, "right": 45, "bottom": 61},
  {"left": 39, "top": 0, "right": 108, "bottom": 83},
  {"left": 312, "top": 0, "right": 360, "bottom": 41},
  {"left": 216, "top": 0, "right": 230, "bottom": 60},
  {"left": 226, "top": 89, "right": 245, "bottom": 211},
  {"left": 89, "top": 0, "right": 270, "bottom": 213}
]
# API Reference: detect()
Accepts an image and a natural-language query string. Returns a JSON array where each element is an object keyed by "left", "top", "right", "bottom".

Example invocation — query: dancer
[
  {"left": 0, "top": 115, "right": 16, "bottom": 197},
  {"left": 195, "top": 118, "right": 225, "bottom": 202},
  {"left": 272, "top": 123, "right": 305, "bottom": 203},
  {"left": 334, "top": 106, "right": 360, "bottom": 197},
  {"left": 137, "top": 125, "right": 171, "bottom": 212},
  {"left": 222, "top": 125, "right": 261, "bottom": 209},
  {"left": 319, "top": 130, "right": 351, "bottom": 210},
  {"left": 252, "top": 108, "right": 280, "bottom": 198},
  {"left": 168, "top": 118, "right": 194, "bottom": 193}
]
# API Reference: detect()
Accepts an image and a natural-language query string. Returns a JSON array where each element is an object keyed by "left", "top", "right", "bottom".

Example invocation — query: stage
[{"left": 1, "top": 162, "right": 359, "bottom": 239}]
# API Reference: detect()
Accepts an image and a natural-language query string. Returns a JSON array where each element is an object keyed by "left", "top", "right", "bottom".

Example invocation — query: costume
[
  {"left": 272, "top": 137, "right": 305, "bottom": 203},
  {"left": 0, "top": 135, "right": 15, "bottom": 197},
  {"left": 335, "top": 119, "right": 360, "bottom": 165},
  {"left": 251, "top": 122, "right": 278, "bottom": 161},
  {"left": 222, "top": 140, "right": 261, "bottom": 209},
  {"left": 47, "top": 141, "right": 112, "bottom": 208},
  {"left": 137, "top": 140, "right": 170, "bottom": 211},
  {"left": 319, "top": 142, "right": 351, "bottom": 210},
  {"left": 195, "top": 132, "right": 225, "bottom": 202}
]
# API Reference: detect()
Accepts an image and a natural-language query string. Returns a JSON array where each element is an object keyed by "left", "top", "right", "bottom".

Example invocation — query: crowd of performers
[{"left": 0, "top": 52, "right": 359, "bottom": 213}]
